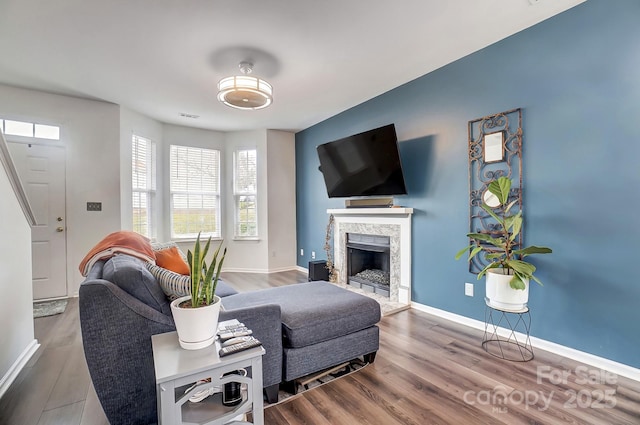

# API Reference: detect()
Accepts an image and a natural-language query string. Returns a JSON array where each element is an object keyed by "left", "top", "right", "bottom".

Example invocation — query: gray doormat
[{"left": 33, "top": 299, "right": 68, "bottom": 318}]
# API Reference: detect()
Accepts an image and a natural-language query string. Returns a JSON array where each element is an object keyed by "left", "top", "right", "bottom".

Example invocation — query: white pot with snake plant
[{"left": 171, "top": 233, "right": 227, "bottom": 350}]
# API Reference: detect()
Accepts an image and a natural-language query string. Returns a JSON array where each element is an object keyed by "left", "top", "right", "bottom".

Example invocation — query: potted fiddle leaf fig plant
[
  {"left": 170, "top": 232, "right": 227, "bottom": 349},
  {"left": 455, "top": 176, "right": 552, "bottom": 311}
]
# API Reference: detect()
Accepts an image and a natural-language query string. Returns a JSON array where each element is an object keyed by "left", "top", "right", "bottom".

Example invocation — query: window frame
[
  {"left": 131, "top": 135, "right": 156, "bottom": 239},
  {"left": 233, "top": 148, "right": 258, "bottom": 240},
  {"left": 169, "top": 144, "right": 222, "bottom": 240},
  {"left": 0, "top": 118, "right": 60, "bottom": 140}
]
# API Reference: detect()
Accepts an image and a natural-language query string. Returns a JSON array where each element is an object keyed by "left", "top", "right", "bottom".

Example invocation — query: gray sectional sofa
[{"left": 79, "top": 254, "right": 380, "bottom": 425}]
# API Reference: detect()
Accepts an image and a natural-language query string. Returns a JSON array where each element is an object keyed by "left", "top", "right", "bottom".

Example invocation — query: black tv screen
[{"left": 317, "top": 124, "right": 407, "bottom": 198}]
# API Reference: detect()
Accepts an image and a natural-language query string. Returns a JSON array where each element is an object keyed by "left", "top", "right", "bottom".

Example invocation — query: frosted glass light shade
[{"left": 217, "top": 75, "right": 273, "bottom": 110}]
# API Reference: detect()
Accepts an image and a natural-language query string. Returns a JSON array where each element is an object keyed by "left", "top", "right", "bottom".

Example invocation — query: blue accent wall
[{"left": 295, "top": 0, "right": 640, "bottom": 368}]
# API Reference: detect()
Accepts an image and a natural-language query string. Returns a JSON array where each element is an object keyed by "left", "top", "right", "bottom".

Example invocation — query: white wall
[
  {"left": 266, "top": 130, "right": 297, "bottom": 271},
  {"left": 224, "top": 130, "right": 270, "bottom": 272},
  {"left": 0, "top": 132, "right": 35, "bottom": 394},
  {"left": 0, "top": 84, "right": 121, "bottom": 296}
]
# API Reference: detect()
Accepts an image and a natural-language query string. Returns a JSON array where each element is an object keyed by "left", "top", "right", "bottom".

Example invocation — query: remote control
[
  {"left": 218, "top": 322, "right": 245, "bottom": 332},
  {"left": 217, "top": 326, "right": 249, "bottom": 336},
  {"left": 221, "top": 336, "right": 254, "bottom": 347},
  {"left": 219, "top": 329, "right": 253, "bottom": 340},
  {"left": 219, "top": 338, "right": 262, "bottom": 357}
]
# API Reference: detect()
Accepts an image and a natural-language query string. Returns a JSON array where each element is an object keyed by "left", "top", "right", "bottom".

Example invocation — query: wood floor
[
  {"left": 1, "top": 270, "right": 639, "bottom": 425},
  {"left": 0, "top": 297, "right": 109, "bottom": 425}
]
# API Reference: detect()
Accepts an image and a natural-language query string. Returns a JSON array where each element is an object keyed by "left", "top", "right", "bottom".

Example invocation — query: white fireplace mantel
[
  {"left": 328, "top": 207, "right": 413, "bottom": 217},
  {"left": 329, "top": 207, "right": 413, "bottom": 305}
]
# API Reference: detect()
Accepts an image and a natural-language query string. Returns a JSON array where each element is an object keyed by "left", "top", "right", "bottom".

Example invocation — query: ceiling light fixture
[{"left": 217, "top": 62, "right": 273, "bottom": 110}]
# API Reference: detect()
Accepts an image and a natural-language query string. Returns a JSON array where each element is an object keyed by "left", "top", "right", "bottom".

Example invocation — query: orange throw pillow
[{"left": 155, "top": 246, "right": 191, "bottom": 275}]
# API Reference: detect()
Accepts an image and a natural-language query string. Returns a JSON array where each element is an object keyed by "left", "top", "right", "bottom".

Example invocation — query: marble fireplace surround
[{"left": 328, "top": 208, "right": 413, "bottom": 307}]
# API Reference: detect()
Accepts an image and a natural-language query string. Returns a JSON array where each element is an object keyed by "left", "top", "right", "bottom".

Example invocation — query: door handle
[
  {"left": 57, "top": 217, "right": 63, "bottom": 222},
  {"left": 56, "top": 227, "right": 64, "bottom": 232}
]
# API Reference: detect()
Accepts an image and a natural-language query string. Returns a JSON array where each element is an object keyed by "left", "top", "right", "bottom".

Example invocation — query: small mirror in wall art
[
  {"left": 483, "top": 131, "right": 504, "bottom": 163},
  {"left": 482, "top": 188, "right": 502, "bottom": 208}
]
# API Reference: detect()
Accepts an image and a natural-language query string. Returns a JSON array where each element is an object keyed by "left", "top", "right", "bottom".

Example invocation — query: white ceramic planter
[
  {"left": 485, "top": 268, "right": 529, "bottom": 312},
  {"left": 170, "top": 295, "right": 221, "bottom": 350}
]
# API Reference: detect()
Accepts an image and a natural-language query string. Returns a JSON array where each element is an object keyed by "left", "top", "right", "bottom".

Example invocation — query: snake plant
[{"left": 187, "top": 232, "right": 226, "bottom": 307}]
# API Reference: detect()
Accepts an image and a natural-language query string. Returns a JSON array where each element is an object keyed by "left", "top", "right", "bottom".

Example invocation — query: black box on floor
[{"left": 308, "top": 260, "right": 330, "bottom": 281}]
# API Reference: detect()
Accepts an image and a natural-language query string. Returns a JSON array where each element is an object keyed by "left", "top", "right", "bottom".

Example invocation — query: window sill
[
  {"left": 171, "top": 237, "right": 223, "bottom": 244},
  {"left": 232, "top": 237, "right": 261, "bottom": 242}
]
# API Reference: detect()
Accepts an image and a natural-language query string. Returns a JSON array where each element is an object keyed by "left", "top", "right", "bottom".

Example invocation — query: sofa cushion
[
  {"left": 146, "top": 262, "right": 238, "bottom": 301},
  {"left": 103, "top": 254, "right": 170, "bottom": 315},
  {"left": 221, "top": 281, "right": 381, "bottom": 348},
  {"left": 283, "top": 326, "right": 379, "bottom": 381}
]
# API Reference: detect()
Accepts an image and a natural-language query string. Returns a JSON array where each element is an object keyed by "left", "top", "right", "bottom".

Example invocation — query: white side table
[{"left": 152, "top": 331, "right": 265, "bottom": 425}]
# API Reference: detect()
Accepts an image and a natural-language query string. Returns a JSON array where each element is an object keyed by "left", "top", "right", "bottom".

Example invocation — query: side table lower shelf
[
  {"left": 152, "top": 331, "right": 265, "bottom": 425},
  {"left": 482, "top": 300, "right": 534, "bottom": 362},
  {"left": 177, "top": 392, "right": 249, "bottom": 424}
]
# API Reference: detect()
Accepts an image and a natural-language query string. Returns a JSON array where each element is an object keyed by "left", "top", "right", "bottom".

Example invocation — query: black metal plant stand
[{"left": 482, "top": 299, "right": 534, "bottom": 362}]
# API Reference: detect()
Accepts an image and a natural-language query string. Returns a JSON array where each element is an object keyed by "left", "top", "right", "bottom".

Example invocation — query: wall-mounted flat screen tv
[{"left": 317, "top": 124, "right": 407, "bottom": 198}]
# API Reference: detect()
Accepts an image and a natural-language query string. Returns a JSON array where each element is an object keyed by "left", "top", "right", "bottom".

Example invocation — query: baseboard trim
[
  {"left": 0, "top": 339, "right": 40, "bottom": 399},
  {"left": 33, "top": 295, "right": 68, "bottom": 303},
  {"left": 410, "top": 302, "right": 640, "bottom": 383},
  {"left": 222, "top": 266, "right": 301, "bottom": 274},
  {"left": 296, "top": 265, "right": 308, "bottom": 273}
]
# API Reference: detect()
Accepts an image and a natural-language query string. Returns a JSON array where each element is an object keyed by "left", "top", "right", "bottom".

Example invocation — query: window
[
  {"left": 4, "top": 120, "right": 32, "bottom": 137},
  {"left": 35, "top": 124, "right": 60, "bottom": 140},
  {"left": 0, "top": 119, "right": 60, "bottom": 140},
  {"left": 132, "top": 135, "right": 156, "bottom": 238},
  {"left": 170, "top": 145, "right": 221, "bottom": 239},
  {"left": 233, "top": 149, "right": 258, "bottom": 238}
]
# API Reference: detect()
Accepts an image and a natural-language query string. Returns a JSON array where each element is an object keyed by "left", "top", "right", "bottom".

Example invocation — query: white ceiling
[{"left": 0, "top": 0, "right": 585, "bottom": 133}]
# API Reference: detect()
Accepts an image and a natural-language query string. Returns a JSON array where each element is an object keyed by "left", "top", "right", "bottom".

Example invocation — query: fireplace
[
  {"left": 329, "top": 207, "right": 413, "bottom": 307},
  {"left": 347, "top": 234, "right": 391, "bottom": 297}
]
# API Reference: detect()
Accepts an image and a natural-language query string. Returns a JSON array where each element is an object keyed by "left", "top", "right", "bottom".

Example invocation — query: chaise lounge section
[{"left": 221, "top": 281, "right": 380, "bottom": 386}]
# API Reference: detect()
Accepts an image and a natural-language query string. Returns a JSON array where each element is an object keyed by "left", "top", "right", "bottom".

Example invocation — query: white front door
[{"left": 7, "top": 141, "right": 67, "bottom": 300}]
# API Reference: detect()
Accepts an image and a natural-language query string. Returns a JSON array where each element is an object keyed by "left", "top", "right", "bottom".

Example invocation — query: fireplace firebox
[{"left": 346, "top": 233, "right": 391, "bottom": 297}]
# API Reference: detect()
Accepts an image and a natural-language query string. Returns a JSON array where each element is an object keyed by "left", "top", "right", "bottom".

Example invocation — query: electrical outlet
[
  {"left": 465, "top": 282, "right": 474, "bottom": 297},
  {"left": 300, "top": 249, "right": 304, "bottom": 256},
  {"left": 311, "top": 251, "right": 316, "bottom": 260}
]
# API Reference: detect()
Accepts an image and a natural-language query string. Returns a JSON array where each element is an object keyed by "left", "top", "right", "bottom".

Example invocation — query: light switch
[{"left": 87, "top": 202, "right": 102, "bottom": 211}]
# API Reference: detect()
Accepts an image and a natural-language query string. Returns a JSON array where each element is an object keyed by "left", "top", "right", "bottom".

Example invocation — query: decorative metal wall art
[{"left": 467, "top": 108, "right": 523, "bottom": 273}]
